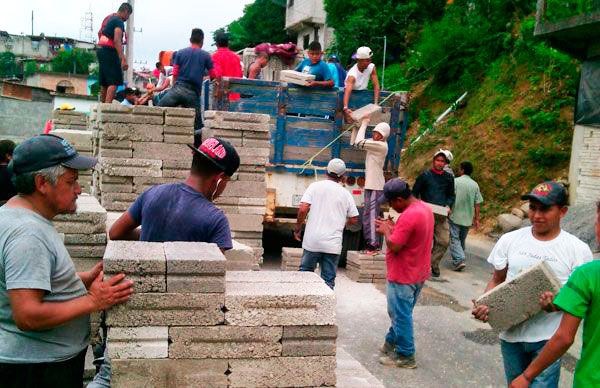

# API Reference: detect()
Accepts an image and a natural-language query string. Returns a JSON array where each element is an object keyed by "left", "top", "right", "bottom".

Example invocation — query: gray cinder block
[
  {"left": 108, "top": 326, "right": 168, "bottom": 359},
  {"left": 164, "top": 242, "right": 226, "bottom": 293},
  {"left": 104, "top": 241, "right": 166, "bottom": 293}
]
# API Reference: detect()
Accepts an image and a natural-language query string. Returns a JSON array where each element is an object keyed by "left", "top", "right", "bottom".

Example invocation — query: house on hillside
[
  {"left": 0, "top": 32, "right": 95, "bottom": 63},
  {"left": 285, "top": 0, "right": 334, "bottom": 51},
  {"left": 24, "top": 72, "right": 94, "bottom": 95}
]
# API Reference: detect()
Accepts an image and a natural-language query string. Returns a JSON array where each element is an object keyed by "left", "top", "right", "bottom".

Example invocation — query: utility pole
[
  {"left": 382, "top": 35, "right": 387, "bottom": 90},
  {"left": 125, "top": 0, "right": 135, "bottom": 85},
  {"left": 31, "top": 11, "right": 34, "bottom": 36}
]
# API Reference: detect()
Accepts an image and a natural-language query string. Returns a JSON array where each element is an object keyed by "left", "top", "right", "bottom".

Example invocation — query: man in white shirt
[
  {"left": 472, "top": 181, "right": 593, "bottom": 387},
  {"left": 294, "top": 159, "right": 359, "bottom": 289},
  {"left": 351, "top": 115, "right": 389, "bottom": 254},
  {"left": 343, "top": 46, "right": 380, "bottom": 123}
]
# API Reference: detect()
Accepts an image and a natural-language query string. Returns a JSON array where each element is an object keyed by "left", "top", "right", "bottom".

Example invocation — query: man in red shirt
[
  {"left": 375, "top": 178, "right": 434, "bottom": 369},
  {"left": 211, "top": 32, "right": 242, "bottom": 102}
]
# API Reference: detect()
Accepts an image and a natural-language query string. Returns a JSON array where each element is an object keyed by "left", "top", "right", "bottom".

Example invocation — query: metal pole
[
  {"left": 31, "top": 11, "right": 34, "bottom": 36},
  {"left": 125, "top": 0, "right": 135, "bottom": 85},
  {"left": 382, "top": 35, "right": 386, "bottom": 90}
]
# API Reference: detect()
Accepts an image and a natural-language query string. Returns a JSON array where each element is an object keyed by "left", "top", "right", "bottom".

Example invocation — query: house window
[
  {"left": 31, "top": 40, "right": 40, "bottom": 51},
  {"left": 313, "top": 27, "right": 320, "bottom": 44},
  {"left": 288, "top": 0, "right": 293, "bottom": 7},
  {"left": 56, "top": 80, "right": 74, "bottom": 94},
  {"left": 303, "top": 34, "right": 310, "bottom": 49}
]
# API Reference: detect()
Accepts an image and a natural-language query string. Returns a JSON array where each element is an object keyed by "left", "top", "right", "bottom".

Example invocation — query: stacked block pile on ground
[
  {"left": 346, "top": 251, "right": 387, "bottom": 284},
  {"left": 203, "top": 110, "right": 272, "bottom": 259},
  {"left": 51, "top": 111, "right": 93, "bottom": 193},
  {"left": 281, "top": 247, "right": 303, "bottom": 271},
  {"left": 103, "top": 240, "right": 337, "bottom": 387},
  {"left": 89, "top": 104, "right": 195, "bottom": 211},
  {"left": 52, "top": 194, "right": 107, "bottom": 272}
]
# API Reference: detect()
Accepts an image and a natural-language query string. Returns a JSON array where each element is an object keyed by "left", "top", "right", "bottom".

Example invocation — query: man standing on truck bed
[
  {"left": 97, "top": 3, "right": 132, "bottom": 103},
  {"left": 294, "top": 159, "right": 359, "bottom": 289},
  {"left": 350, "top": 115, "right": 390, "bottom": 254},
  {"left": 343, "top": 46, "right": 380, "bottom": 122}
]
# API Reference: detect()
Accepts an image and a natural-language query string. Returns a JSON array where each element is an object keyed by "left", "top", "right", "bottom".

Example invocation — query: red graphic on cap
[
  {"left": 200, "top": 138, "right": 226, "bottom": 160},
  {"left": 533, "top": 183, "right": 551, "bottom": 196}
]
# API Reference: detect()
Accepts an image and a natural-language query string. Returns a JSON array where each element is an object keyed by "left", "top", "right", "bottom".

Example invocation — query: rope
[{"left": 298, "top": 91, "right": 405, "bottom": 174}]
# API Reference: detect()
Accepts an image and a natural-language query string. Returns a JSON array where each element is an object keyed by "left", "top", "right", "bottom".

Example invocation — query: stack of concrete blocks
[
  {"left": 53, "top": 194, "right": 107, "bottom": 272},
  {"left": 475, "top": 261, "right": 562, "bottom": 331},
  {"left": 203, "top": 110, "right": 271, "bottom": 259},
  {"left": 103, "top": 240, "right": 337, "bottom": 387},
  {"left": 225, "top": 240, "right": 262, "bottom": 271},
  {"left": 89, "top": 104, "right": 195, "bottom": 211},
  {"left": 346, "top": 251, "right": 387, "bottom": 284},
  {"left": 281, "top": 247, "right": 303, "bottom": 271},
  {"left": 51, "top": 129, "right": 94, "bottom": 193},
  {"left": 52, "top": 109, "right": 88, "bottom": 130}
]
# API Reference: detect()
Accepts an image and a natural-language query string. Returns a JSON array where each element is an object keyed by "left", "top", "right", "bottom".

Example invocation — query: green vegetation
[
  {"left": 545, "top": 0, "right": 598, "bottom": 22},
  {"left": 215, "top": 0, "right": 294, "bottom": 52},
  {"left": 50, "top": 49, "right": 96, "bottom": 75},
  {"left": 0, "top": 52, "right": 18, "bottom": 78}
]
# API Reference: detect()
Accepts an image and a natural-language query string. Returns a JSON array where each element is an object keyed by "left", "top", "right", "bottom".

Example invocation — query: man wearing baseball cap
[
  {"left": 294, "top": 158, "right": 359, "bottom": 289},
  {"left": 109, "top": 137, "right": 240, "bottom": 251},
  {"left": 0, "top": 134, "right": 133, "bottom": 388},
  {"left": 343, "top": 46, "right": 380, "bottom": 122},
  {"left": 413, "top": 149, "right": 455, "bottom": 277},
  {"left": 374, "top": 178, "right": 434, "bottom": 369},
  {"left": 472, "top": 181, "right": 593, "bottom": 387}
]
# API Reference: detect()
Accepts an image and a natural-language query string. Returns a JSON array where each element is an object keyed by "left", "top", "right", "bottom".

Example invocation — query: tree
[
  {"left": 23, "top": 61, "right": 38, "bottom": 78},
  {"left": 51, "top": 48, "right": 96, "bottom": 75},
  {"left": 324, "top": 0, "right": 447, "bottom": 67},
  {"left": 0, "top": 52, "right": 17, "bottom": 78},
  {"left": 216, "top": 0, "right": 293, "bottom": 51}
]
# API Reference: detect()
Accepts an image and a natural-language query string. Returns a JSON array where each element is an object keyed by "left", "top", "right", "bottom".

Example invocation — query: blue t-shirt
[
  {"left": 101, "top": 15, "right": 125, "bottom": 41},
  {"left": 327, "top": 63, "right": 340, "bottom": 87},
  {"left": 173, "top": 47, "right": 213, "bottom": 92},
  {"left": 128, "top": 182, "right": 232, "bottom": 249},
  {"left": 295, "top": 59, "right": 332, "bottom": 82}
]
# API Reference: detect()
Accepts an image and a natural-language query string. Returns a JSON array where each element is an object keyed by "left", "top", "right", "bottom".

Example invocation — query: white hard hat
[
  {"left": 434, "top": 149, "right": 453, "bottom": 162},
  {"left": 327, "top": 158, "right": 347, "bottom": 177},
  {"left": 355, "top": 46, "right": 373, "bottom": 60},
  {"left": 373, "top": 122, "right": 390, "bottom": 139}
]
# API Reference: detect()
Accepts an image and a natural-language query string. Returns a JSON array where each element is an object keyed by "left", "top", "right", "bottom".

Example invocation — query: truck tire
[{"left": 340, "top": 229, "right": 363, "bottom": 268}]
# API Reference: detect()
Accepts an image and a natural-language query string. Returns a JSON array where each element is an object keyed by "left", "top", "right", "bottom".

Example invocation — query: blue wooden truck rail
[{"left": 207, "top": 78, "right": 409, "bottom": 177}]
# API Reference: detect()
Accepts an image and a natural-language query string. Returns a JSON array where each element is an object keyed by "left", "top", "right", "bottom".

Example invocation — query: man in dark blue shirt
[
  {"left": 109, "top": 137, "right": 240, "bottom": 251},
  {"left": 158, "top": 28, "right": 216, "bottom": 130},
  {"left": 295, "top": 41, "right": 333, "bottom": 88}
]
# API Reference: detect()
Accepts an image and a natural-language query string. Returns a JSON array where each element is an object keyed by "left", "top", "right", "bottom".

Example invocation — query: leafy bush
[
  {"left": 527, "top": 146, "right": 569, "bottom": 167},
  {"left": 529, "top": 111, "right": 560, "bottom": 133},
  {"left": 51, "top": 49, "right": 96, "bottom": 75}
]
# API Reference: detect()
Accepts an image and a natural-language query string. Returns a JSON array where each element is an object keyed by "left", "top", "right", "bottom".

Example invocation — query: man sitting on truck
[
  {"left": 295, "top": 41, "right": 334, "bottom": 88},
  {"left": 294, "top": 158, "right": 359, "bottom": 289},
  {"left": 350, "top": 114, "right": 390, "bottom": 254}
]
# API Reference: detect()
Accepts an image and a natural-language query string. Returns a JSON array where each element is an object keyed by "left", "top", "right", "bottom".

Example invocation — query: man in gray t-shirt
[{"left": 0, "top": 134, "right": 133, "bottom": 388}]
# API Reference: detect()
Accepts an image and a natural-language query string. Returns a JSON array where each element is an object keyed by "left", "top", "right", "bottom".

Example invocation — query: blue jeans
[
  {"left": 158, "top": 82, "right": 202, "bottom": 129},
  {"left": 362, "top": 190, "right": 384, "bottom": 249},
  {"left": 448, "top": 220, "right": 470, "bottom": 265},
  {"left": 385, "top": 281, "right": 424, "bottom": 357},
  {"left": 300, "top": 249, "right": 339, "bottom": 289},
  {"left": 87, "top": 347, "right": 111, "bottom": 388},
  {"left": 500, "top": 340, "right": 561, "bottom": 387}
]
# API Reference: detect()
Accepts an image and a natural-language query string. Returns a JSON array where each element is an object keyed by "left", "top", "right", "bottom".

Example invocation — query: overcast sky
[{"left": 0, "top": 0, "right": 255, "bottom": 69}]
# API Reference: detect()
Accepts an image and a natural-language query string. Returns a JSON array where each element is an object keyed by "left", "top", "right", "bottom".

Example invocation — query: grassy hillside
[{"left": 392, "top": 17, "right": 579, "bottom": 228}]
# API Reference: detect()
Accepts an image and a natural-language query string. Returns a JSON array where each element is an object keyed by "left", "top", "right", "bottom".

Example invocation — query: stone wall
[
  {"left": 104, "top": 240, "right": 337, "bottom": 387},
  {"left": 569, "top": 125, "right": 600, "bottom": 205},
  {"left": 90, "top": 104, "right": 195, "bottom": 211}
]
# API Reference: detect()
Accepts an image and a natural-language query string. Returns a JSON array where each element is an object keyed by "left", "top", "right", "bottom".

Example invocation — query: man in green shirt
[
  {"left": 448, "top": 161, "right": 483, "bottom": 271},
  {"left": 510, "top": 201, "right": 600, "bottom": 388}
]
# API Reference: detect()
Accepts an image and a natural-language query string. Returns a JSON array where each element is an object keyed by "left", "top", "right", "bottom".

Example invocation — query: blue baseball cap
[
  {"left": 521, "top": 181, "right": 568, "bottom": 206},
  {"left": 378, "top": 178, "right": 411, "bottom": 205},
  {"left": 9, "top": 134, "right": 97, "bottom": 175}
]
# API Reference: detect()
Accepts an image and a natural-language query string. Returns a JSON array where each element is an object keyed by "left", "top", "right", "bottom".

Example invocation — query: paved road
[{"left": 333, "top": 237, "right": 577, "bottom": 388}]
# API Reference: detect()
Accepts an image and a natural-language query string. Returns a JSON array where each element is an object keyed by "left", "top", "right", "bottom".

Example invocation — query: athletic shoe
[
  {"left": 380, "top": 341, "right": 394, "bottom": 355},
  {"left": 453, "top": 262, "right": 466, "bottom": 272}
]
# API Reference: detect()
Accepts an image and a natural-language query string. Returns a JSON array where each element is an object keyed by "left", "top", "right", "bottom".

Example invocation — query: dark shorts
[{"left": 97, "top": 47, "right": 123, "bottom": 87}]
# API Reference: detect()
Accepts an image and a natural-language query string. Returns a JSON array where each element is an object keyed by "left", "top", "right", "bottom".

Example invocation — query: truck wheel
[{"left": 340, "top": 229, "right": 363, "bottom": 268}]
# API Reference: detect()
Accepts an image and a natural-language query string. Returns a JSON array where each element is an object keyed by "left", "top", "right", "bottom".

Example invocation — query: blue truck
[{"left": 207, "top": 77, "right": 410, "bottom": 253}]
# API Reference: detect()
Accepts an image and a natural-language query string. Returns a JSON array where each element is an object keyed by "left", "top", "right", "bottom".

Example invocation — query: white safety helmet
[
  {"left": 327, "top": 158, "right": 347, "bottom": 177},
  {"left": 373, "top": 122, "right": 390, "bottom": 140},
  {"left": 434, "top": 149, "right": 453, "bottom": 163}
]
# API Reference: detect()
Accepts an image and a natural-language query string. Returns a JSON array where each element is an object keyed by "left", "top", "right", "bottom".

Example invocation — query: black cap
[
  {"left": 9, "top": 134, "right": 97, "bottom": 175},
  {"left": 521, "top": 181, "right": 568, "bottom": 206},
  {"left": 187, "top": 137, "right": 240, "bottom": 176},
  {"left": 378, "top": 178, "right": 411, "bottom": 205}
]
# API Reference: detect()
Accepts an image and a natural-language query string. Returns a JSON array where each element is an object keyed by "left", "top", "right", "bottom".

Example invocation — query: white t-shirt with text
[
  {"left": 346, "top": 63, "right": 375, "bottom": 90},
  {"left": 301, "top": 179, "right": 359, "bottom": 255},
  {"left": 487, "top": 227, "right": 593, "bottom": 343}
]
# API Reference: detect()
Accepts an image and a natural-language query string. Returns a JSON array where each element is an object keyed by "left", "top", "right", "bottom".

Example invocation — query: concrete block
[
  {"left": 100, "top": 122, "right": 163, "bottom": 142},
  {"left": 282, "top": 325, "right": 337, "bottom": 356},
  {"left": 163, "top": 125, "right": 194, "bottom": 135},
  {"left": 165, "top": 116, "right": 195, "bottom": 126},
  {"left": 204, "top": 110, "right": 270, "bottom": 124},
  {"left": 223, "top": 180, "right": 266, "bottom": 199},
  {"left": 133, "top": 176, "right": 180, "bottom": 194},
  {"left": 164, "top": 134, "right": 194, "bottom": 144},
  {"left": 169, "top": 326, "right": 282, "bottom": 359},
  {"left": 71, "top": 257, "right": 102, "bottom": 272},
  {"left": 164, "top": 107, "right": 196, "bottom": 117},
  {"left": 280, "top": 69, "right": 316, "bottom": 86},
  {"left": 112, "top": 359, "right": 228, "bottom": 388},
  {"left": 231, "top": 238, "right": 262, "bottom": 248},
  {"left": 106, "top": 293, "right": 225, "bottom": 327},
  {"left": 228, "top": 356, "right": 336, "bottom": 387},
  {"left": 132, "top": 105, "right": 164, "bottom": 116},
  {"left": 101, "top": 192, "right": 139, "bottom": 212},
  {"left": 426, "top": 202, "right": 449, "bottom": 217},
  {"left": 101, "top": 157, "right": 162, "bottom": 177},
  {"left": 164, "top": 242, "right": 226, "bottom": 293},
  {"left": 99, "top": 138, "right": 133, "bottom": 150},
  {"left": 225, "top": 281, "right": 335, "bottom": 326},
  {"left": 161, "top": 168, "right": 188, "bottom": 179},
  {"left": 243, "top": 130, "right": 271, "bottom": 139},
  {"left": 233, "top": 172, "right": 266, "bottom": 183},
  {"left": 223, "top": 240, "right": 255, "bottom": 261},
  {"left": 97, "top": 103, "right": 131, "bottom": 113},
  {"left": 226, "top": 271, "right": 323, "bottom": 284},
  {"left": 108, "top": 326, "right": 168, "bottom": 359},
  {"left": 475, "top": 261, "right": 562, "bottom": 331},
  {"left": 53, "top": 196, "right": 107, "bottom": 234},
  {"left": 51, "top": 129, "right": 93, "bottom": 151},
  {"left": 104, "top": 241, "right": 166, "bottom": 293},
  {"left": 132, "top": 142, "right": 192, "bottom": 161},
  {"left": 204, "top": 120, "right": 269, "bottom": 131},
  {"left": 99, "top": 181, "right": 134, "bottom": 193},
  {"left": 350, "top": 103, "right": 382, "bottom": 121},
  {"left": 227, "top": 214, "right": 264, "bottom": 232},
  {"left": 66, "top": 245, "right": 106, "bottom": 259}
]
